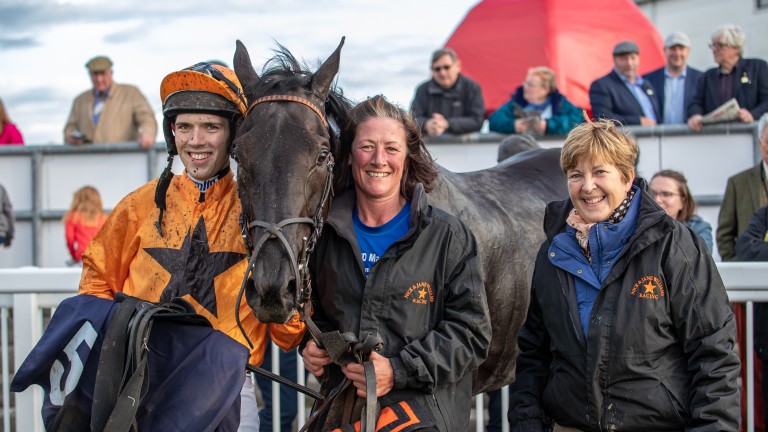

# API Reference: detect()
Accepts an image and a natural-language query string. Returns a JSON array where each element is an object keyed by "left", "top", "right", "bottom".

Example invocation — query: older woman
[
  {"left": 301, "top": 95, "right": 491, "bottom": 431},
  {"left": 650, "top": 169, "right": 713, "bottom": 251},
  {"left": 508, "top": 119, "right": 740, "bottom": 431},
  {"left": 688, "top": 24, "right": 768, "bottom": 131},
  {"left": 489, "top": 67, "right": 582, "bottom": 135}
]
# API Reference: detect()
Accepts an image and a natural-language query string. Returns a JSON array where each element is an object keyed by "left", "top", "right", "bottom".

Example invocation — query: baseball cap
[{"left": 664, "top": 31, "right": 691, "bottom": 48}]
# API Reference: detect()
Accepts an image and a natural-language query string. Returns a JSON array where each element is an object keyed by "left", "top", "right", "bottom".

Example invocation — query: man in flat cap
[
  {"left": 589, "top": 40, "right": 660, "bottom": 126},
  {"left": 643, "top": 31, "right": 703, "bottom": 124},
  {"left": 64, "top": 55, "right": 157, "bottom": 148}
]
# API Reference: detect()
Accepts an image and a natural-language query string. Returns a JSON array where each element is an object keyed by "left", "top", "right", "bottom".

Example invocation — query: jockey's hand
[
  {"left": 342, "top": 352, "right": 394, "bottom": 398},
  {"left": 302, "top": 340, "right": 331, "bottom": 377}
]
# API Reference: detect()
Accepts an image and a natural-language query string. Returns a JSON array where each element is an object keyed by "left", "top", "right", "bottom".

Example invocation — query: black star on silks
[{"left": 144, "top": 217, "right": 245, "bottom": 318}]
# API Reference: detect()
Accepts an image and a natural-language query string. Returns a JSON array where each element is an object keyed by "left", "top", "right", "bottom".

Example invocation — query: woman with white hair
[{"left": 688, "top": 24, "right": 768, "bottom": 131}]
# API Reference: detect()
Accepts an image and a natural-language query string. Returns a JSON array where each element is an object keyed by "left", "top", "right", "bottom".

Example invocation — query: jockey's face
[{"left": 173, "top": 113, "right": 231, "bottom": 180}]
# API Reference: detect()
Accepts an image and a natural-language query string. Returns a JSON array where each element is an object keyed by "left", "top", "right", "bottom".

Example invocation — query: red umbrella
[{"left": 445, "top": 0, "right": 665, "bottom": 115}]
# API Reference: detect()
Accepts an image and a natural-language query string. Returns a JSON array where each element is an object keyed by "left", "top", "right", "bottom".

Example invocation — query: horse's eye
[{"left": 316, "top": 149, "right": 330, "bottom": 166}]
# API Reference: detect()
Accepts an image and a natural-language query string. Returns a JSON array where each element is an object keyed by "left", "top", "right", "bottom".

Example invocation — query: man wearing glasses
[
  {"left": 410, "top": 48, "right": 485, "bottom": 137},
  {"left": 687, "top": 24, "right": 768, "bottom": 131}
]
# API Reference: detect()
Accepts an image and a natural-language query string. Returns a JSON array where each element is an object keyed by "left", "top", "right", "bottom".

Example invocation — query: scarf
[{"left": 566, "top": 189, "right": 636, "bottom": 262}]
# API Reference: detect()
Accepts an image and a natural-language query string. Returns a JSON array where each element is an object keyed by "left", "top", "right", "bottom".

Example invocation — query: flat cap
[
  {"left": 664, "top": 31, "right": 691, "bottom": 48},
  {"left": 85, "top": 56, "right": 113, "bottom": 73},
  {"left": 613, "top": 41, "right": 639, "bottom": 56}
]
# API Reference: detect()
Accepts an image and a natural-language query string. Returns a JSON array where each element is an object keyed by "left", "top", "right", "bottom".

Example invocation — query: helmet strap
[{"left": 154, "top": 155, "right": 175, "bottom": 237}]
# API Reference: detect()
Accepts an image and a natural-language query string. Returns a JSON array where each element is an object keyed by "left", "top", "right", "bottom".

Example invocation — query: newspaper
[
  {"left": 700, "top": 98, "right": 741, "bottom": 125},
  {"left": 513, "top": 106, "right": 542, "bottom": 126}
]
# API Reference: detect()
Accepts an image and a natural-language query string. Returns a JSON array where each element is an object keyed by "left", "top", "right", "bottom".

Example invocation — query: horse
[{"left": 231, "top": 38, "right": 568, "bottom": 393}]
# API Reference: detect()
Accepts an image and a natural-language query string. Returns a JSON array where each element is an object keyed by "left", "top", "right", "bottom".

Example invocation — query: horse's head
[{"left": 232, "top": 39, "right": 346, "bottom": 323}]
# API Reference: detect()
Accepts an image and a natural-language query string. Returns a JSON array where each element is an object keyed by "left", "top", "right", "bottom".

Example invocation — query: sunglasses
[{"left": 432, "top": 64, "right": 453, "bottom": 72}]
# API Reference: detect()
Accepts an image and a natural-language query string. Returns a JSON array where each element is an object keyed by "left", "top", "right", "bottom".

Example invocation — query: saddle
[{"left": 89, "top": 293, "right": 213, "bottom": 431}]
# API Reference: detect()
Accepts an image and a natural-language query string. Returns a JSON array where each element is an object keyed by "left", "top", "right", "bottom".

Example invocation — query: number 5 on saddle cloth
[{"left": 11, "top": 293, "right": 250, "bottom": 432}]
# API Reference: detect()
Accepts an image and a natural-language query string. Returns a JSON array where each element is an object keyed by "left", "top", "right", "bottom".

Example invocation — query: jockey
[{"left": 77, "top": 61, "right": 306, "bottom": 430}]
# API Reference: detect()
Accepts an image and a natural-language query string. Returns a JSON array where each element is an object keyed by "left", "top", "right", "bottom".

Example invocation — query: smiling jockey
[{"left": 14, "top": 62, "right": 305, "bottom": 431}]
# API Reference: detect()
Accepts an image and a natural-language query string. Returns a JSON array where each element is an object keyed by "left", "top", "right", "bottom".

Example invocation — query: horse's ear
[
  {"left": 310, "top": 36, "right": 344, "bottom": 100},
  {"left": 234, "top": 39, "right": 260, "bottom": 103}
]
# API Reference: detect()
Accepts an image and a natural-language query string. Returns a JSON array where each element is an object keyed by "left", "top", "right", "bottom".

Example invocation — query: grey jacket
[{"left": 0, "top": 184, "right": 14, "bottom": 245}]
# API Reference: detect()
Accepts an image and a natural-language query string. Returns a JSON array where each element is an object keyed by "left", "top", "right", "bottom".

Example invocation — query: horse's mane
[{"left": 245, "top": 43, "right": 353, "bottom": 154}]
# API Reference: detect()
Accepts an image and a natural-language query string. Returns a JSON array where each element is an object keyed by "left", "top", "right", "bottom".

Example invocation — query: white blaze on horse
[{"left": 232, "top": 38, "right": 567, "bottom": 393}]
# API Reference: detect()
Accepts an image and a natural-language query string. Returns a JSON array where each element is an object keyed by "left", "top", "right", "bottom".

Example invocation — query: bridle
[
  {"left": 235, "top": 93, "right": 384, "bottom": 432},
  {"left": 235, "top": 94, "right": 334, "bottom": 348}
]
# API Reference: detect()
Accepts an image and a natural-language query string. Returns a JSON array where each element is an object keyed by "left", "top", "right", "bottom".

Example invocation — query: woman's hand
[
  {"left": 341, "top": 352, "right": 394, "bottom": 398},
  {"left": 514, "top": 118, "right": 528, "bottom": 133},
  {"left": 302, "top": 340, "right": 332, "bottom": 377}
]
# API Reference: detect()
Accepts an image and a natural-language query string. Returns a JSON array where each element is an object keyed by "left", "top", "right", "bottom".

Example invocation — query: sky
[{"left": 0, "top": 0, "right": 479, "bottom": 145}]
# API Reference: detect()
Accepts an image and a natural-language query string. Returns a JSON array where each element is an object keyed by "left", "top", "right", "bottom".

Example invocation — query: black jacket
[
  {"left": 410, "top": 74, "right": 486, "bottom": 135},
  {"left": 688, "top": 57, "right": 768, "bottom": 120},
  {"left": 307, "top": 185, "right": 491, "bottom": 431},
  {"left": 509, "top": 180, "right": 740, "bottom": 432},
  {"left": 735, "top": 204, "right": 768, "bottom": 360}
]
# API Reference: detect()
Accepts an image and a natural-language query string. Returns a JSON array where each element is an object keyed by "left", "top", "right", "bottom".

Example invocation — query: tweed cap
[
  {"left": 85, "top": 56, "right": 113, "bottom": 73},
  {"left": 613, "top": 41, "right": 639, "bottom": 56}
]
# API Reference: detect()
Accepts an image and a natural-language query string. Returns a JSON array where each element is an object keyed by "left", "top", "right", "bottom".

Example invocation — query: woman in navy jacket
[{"left": 508, "top": 118, "right": 740, "bottom": 431}]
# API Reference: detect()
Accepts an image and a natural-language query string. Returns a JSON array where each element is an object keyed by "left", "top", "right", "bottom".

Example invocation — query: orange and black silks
[
  {"left": 79, "top": 171, "right": 305, "bottom": 365},
  {"left": 330, "top": 400, "right": 435, "bottom": 432}
]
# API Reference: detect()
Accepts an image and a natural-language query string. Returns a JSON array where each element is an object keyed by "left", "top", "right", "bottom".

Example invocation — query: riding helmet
[{"left": 159, "top": 62, "right": 248, "bottom": 155}]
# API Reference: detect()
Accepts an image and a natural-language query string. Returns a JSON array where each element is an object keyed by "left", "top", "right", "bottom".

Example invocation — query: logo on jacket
[
  {"left": 630, "top": 275, "right": 665, "bottom": 300},
  {"left": 404, "top": 282, "right": 435, "bottom": 305}
]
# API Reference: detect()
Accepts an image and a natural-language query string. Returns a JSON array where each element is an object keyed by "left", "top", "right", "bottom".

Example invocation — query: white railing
[{"left": 2, "top": 263, "right": 767, "bottom": 432}]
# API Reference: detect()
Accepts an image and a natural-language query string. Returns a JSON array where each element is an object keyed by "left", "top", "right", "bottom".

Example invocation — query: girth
[{"left": 301, "top": 319, "right": 384, "bottom": 432}]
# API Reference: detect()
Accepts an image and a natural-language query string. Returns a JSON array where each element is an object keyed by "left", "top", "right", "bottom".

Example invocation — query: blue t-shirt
[{"left": 353, "top": 202, "right": 411, "bottom": 278}]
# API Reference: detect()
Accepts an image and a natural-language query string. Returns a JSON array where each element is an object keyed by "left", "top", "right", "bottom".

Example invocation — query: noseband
[{"left": 235, "top": 95, "right": 334, "bottom": 346}]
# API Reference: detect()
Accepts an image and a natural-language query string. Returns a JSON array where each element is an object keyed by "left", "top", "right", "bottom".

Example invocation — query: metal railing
[
  {"left": 0, "top": 123, "right": 759, "bottom": 267},
  {"left": 1, "top": 263, "right": 766, "bottom": 431}
]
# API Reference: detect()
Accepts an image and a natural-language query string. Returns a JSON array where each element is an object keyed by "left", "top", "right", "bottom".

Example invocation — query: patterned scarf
[{"left": 566, "top": 189, "right": 636, "bottom": 263}]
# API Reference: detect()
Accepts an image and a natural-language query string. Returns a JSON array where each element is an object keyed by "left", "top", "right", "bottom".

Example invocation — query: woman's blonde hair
[
  {"left": 0, "top": 97, "right": 11, "bottom": 129},
  {"left": 528, "top": 67, "right": 558, "bottom": 95},
  {"left": 64, "top": 186, "right": 105, "bottom": 225},
  {"left": 560, "top": 116, "right": 637, "bottom": 183}
]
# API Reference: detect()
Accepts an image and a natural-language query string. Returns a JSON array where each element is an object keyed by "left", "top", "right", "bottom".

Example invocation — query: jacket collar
[
  {"left": 427, "top": 75, "right": 465, "bottom": 95},
  {"left": 327, "top": 183, "right": 430, "bottom": 249},
  {"left": 177, "top": 168, "right": 235, "bottom": 203},
  {"left": 544, "top": 178, "right": 670, "bottom": 243}
]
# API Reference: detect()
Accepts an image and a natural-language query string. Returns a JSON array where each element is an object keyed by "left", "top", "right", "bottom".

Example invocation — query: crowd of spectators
[{"left": 412, "top": 23, "right": 766, "bottom": 138}]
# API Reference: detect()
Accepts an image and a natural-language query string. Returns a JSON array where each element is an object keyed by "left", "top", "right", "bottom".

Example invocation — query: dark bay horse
[{"left": 232, "top": 39, "right": 567, "bottom": 393}]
